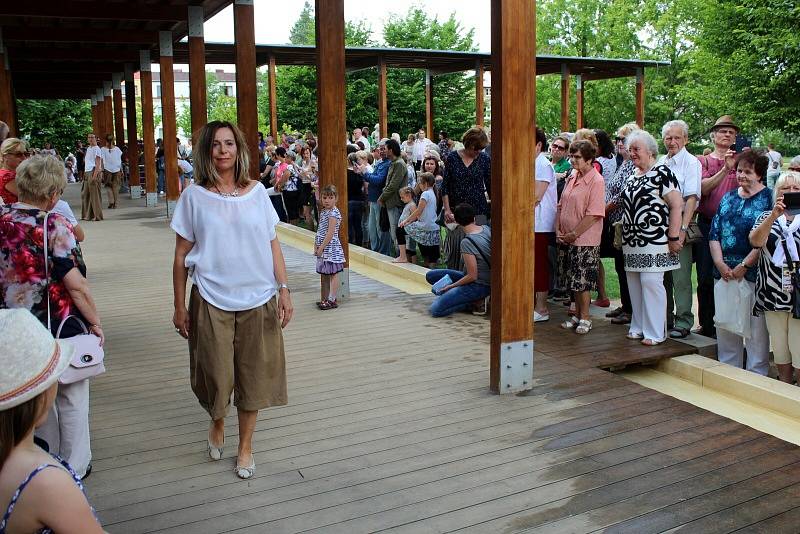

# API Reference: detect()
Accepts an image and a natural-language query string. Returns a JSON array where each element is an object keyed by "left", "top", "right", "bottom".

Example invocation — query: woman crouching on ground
[{"left": 171, "top": 121, "right": 294, "bottom": 480}]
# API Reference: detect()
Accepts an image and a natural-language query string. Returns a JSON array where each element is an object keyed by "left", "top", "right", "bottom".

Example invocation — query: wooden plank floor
[{"left": 64, "top": 184, "right": 799, "bottom": 533}]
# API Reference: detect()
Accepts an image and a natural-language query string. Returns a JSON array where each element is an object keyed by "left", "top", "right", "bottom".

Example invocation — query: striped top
[{"left": 315, "top": 207, "right": 346, "bottom": 264}]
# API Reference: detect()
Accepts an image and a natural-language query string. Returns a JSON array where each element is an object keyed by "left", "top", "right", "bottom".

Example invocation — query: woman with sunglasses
[{"left": 0, "top": 138, "right": 29, "bottom": 204}]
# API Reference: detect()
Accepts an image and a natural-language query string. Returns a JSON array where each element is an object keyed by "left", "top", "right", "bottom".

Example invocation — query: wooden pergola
[
  {"left": 169, "top": 42, "right": 668, "bottom": 140},
  {"left": 0, "top": 0, "right": 666, "bottom": 394}
]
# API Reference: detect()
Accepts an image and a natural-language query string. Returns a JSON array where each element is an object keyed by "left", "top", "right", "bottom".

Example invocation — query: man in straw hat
[
  {"left": 694, "top": 115, "right": 741, "bottom": 338},
  {"left": 0, "top": 309, "right": 103, "bottom": 532}
]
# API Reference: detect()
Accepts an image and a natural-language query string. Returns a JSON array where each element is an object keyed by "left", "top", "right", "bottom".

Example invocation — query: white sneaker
[{"left": 534, "top": 311, "right": 550, "bottom": 323}]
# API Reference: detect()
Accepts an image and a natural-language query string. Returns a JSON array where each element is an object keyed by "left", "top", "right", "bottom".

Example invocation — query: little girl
[
  {"left": 314, "top": 184, "right": 346, "bottom": 310},
  {"left": 393, "top": 187, "right": 417, "bottom": 264},
  {"left": 398, "top": 172, "right": 441, "bottom": 267}
]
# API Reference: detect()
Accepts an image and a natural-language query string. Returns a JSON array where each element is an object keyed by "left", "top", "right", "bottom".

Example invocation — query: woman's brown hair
[
  {"left": 0, "top": 394, "right": 47, "bottom": 469},
  {"left": 193, "top": 121, "right": 250, "bottom": 189},
  {"left": 461, "top": 126, "right": 489, "bottom": 152},
  {"left": 569, "top": 139, "right": 597, "bottom": 162}
]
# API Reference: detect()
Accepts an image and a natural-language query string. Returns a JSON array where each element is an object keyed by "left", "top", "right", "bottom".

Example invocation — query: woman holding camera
[{"left": 750, "top": 171, "right": 800, "bottom": 384}]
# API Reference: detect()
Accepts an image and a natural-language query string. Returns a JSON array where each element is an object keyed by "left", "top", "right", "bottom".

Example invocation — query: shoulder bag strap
[
  {"left": 464, "top": 235, "right": 491, "bottom": 268},
  {"left": 43, "top": 211, "right": 51, "bottom": 332}
]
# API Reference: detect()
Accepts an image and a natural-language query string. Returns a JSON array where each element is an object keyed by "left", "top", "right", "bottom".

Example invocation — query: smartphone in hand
[{"left": 783, "top": 192, "right": 800, "bottom": 216}]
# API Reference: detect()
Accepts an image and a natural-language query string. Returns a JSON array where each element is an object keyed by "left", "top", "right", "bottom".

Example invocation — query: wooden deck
[{"left": 66, "top": 184, "right": 800, "bottom": 533}]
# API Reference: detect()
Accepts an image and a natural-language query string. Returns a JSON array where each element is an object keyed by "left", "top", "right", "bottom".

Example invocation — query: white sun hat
[{"left": 0, "top": 309, "right": 74, "bottom": 411}]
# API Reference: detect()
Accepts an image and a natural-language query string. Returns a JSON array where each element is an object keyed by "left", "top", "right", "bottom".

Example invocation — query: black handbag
[{"left": 379, "top": 205, "right": 390, "bottom": 232}]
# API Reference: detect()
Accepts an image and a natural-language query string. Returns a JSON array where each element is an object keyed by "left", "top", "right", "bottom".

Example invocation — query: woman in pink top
[{"left": 557, "top": 140, "right": 606, "bottom": 334}]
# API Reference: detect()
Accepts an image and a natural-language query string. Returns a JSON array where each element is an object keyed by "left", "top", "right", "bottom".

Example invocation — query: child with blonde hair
[{"left": 314, "top": 185, "right": 346, "bottom": 309}]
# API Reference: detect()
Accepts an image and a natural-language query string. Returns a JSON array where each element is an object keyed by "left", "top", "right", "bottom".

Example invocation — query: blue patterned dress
[{"left": 709, "top": 187, "right": 773, "bottom": 282}]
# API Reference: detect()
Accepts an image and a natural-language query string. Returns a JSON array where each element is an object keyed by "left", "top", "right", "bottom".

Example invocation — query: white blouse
[{"left": 170, "top": 183, "right": 280, "bottom": 311}]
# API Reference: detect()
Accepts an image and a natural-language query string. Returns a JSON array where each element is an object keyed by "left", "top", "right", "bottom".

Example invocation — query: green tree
[
  {"left": 178, "top": 72, "right": 264, "bottom": 137},
  {"left": 17, "top": 99, "right": 92, "bottom": 156}
]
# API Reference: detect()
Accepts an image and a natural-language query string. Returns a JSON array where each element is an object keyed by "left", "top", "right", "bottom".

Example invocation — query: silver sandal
[
  {"left": 207, "top": 429, "right": 224, "bottom": 461},
  {"left": 235, "top": 456, "right": 256, "bottom": 479}
]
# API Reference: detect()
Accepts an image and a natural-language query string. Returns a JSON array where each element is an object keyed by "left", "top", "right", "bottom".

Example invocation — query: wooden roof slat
[
  {"left": 3, "top": 27, "right": 158, "bottom": 44},
  {"left": 0, "top": 2, "right": 188, "bottom": 22}
]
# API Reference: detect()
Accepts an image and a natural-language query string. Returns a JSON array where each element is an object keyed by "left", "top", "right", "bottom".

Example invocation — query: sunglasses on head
[
  {"left": 615, "top": 137, "right": 626, "bottom": 142},
  {"left": 552, "top": 144, "right": 567, "bottom": 150}
]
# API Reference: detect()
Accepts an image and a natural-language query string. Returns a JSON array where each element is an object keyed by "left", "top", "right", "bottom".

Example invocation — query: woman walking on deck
[{"left": 171, "top": 121, "right": 294, "bottom": 480}]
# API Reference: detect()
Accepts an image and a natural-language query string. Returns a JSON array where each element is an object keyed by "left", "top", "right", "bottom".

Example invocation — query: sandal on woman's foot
[
  {"left": 669, "top": 327, "right": 690, "bottom": 339},
  {"left": 207, "top": 430, "right": 224, "bottom": 461},
  {"left": 575, "top": 319, "right": 592, "bottom": 335},
  {"left": 606, "top": 306, "right": 624, "bottom": 318},
  {"left": 560, "top": 316, "right": 579, "bottom": 329},
  {"left": 641, "top": 338, "right": 663, "bottom": 346},
  {"left": 320, "top": 299, "right": 338, "bottom": 310},
  {"left": 235, "top": 455, "right": 255, "bottom": 479},
  {"left": 626, "top": 332, "right": 644, "bottom": 340}
]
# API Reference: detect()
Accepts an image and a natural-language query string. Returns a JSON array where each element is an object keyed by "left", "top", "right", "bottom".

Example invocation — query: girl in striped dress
[{"left": 315, "top": 184, "right": 346, "bottom": 310}]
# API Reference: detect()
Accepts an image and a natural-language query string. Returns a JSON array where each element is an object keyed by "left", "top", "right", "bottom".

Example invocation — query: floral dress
[{"left": 0, "top": 205, "right": 86, "bottom": 336}]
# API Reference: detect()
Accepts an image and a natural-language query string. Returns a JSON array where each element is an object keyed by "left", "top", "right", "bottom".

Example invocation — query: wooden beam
[
  {"left": 425, "top": 69, "right": 433, "bottom": 138},
  {"left": 2, "top": 27, "right": 159, "bottom": 44},
  {"left": 377, "top": 57, "right": 387, "bottom": 139},
  {"left": 268, "top": 55, "right": 278, "bottom": 141},
  {"left": 233, "top": 0, "right": 259, "bottom": 179},
  {"left": 11, "top": 61, "right": 129, "bottom": 73},
  {"left": 575, "top": 74, "right": 584, "bottom": 130},
  {"left": 560, "top": 64, "right": 570, "bottom": 132},
  {"left": 139, "top": 50, "right": 157, "bottom": 205},
  {"left": 0, "top": 3, "right": 189, "bottom": 21},
  {"left": 188, "top": 5, "right": 207, "bottom": 144},
  {"left": 159, "top": 32, "right": 180, "bottom": 210},
  {"left": 124, "top": 64, "right": 140, "bottom": 196},
  {"left": 635, "top": 68, "right": 645, "bottom": 128},
  {"left": 489, "top": 0, "right": 536, "bottom": 394},
  {"left": 315, "top": 0, "right": 349, "bottom": 266},
  {"left": 6, "top": 47, "right": 141, "bottom": 62},
  {"left": 113, "top": 76, "right": 125, "bottom": 146},
  {"left": 475, "top": 60, "right": 484, "bottom": 127}
]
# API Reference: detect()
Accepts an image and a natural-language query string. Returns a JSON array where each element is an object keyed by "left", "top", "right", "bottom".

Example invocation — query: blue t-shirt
[{"left": 709, "top": 187, "right": 773, "bottom": 282}]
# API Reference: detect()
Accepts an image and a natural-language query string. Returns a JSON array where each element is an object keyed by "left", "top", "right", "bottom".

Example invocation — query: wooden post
[
  {"left": 112, "top": 73, "right": 125, "bottom": 147},
  {"left": 475, "top": 60, "right": 484, "bottom": 127},
  {"left": 575, "top": 74, "right": 584, "bottom": 130},
  {"left": 489, "top": 0, "right": 536, "bottom": 394},
  {"left": 377, "top": 57, "right": 388, "bottom": 139},
  {"left": 103, "top": 81, "right": 114, "bottom": 140},
  {"left": 95, "top": 88, "right": 107, "bottom": 141},
  {"left": 268, "top": 55, "right": 278, "bottom": 141},
  {"left": 560, "top": 64, "right": 570, "bottom": 132},
  {"left": 90, "top": 95, "right": 98, "bottom": 135},
  {"left": 0, "top": 33, "right": 17, "bottom": 136},
  {"left": 425, "top": 69, "right": 434, "bottom": 138},
  {"left": 159, "top": 31, "right": 180, "bottom": 216},
  {"left": 233, "top": 0, "right": 259, "bottom": 179},
  {"left": 188, "top": 5, "right": 207, "bottom": 144},
  {"left": 140, "top": 50, "right": 158, "bottom": 207},
  {"left": 124, "top": 64, "right": 141, "bottom": 198},
  {"left": 635, "top": 68, "right": 645, "bottom": 128},
  {"left": 315, "top": 0, "right": 349, "bottom": 297}
]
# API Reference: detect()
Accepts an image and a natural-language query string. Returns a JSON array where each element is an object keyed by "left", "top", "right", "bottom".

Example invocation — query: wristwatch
[
  {"left": 278, "top": 283, "right": 291, "bottom": 293},
  {"left": 668, "top": 235, "right": 680, "bottom": 242},
  {"left": 680, "top": 225, "right": 688, "bottom": 233}
]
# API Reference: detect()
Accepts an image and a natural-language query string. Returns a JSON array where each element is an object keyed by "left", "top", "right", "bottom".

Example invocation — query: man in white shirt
[
  {"left": 352, "top": 128, "right": 370, "bottom": 151},
  {"left": 766, "top": 143, "right": 782, "bottom": 188},
  {"left": 412, "top": 129, "right": 432, "bottom": 170},
  {"left": 533, "top": 127, "right": 557, "bottom": 323},
  {"left": 101, "top": 134, "right": 123, "bottom": 209},
  {"left": 658, "top": 120, "right": 701, "bottom": 338}
]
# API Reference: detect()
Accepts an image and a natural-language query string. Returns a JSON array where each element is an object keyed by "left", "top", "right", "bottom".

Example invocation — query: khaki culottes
[
  {"left": 188, "top": 287, "right": 288, "bottom": 420},
  {"left": 81, "top": 175, "right": 103, "bottom": 221}
]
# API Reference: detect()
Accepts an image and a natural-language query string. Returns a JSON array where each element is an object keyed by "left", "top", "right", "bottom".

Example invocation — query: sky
[{"left": 202, "top": 0, "right": 492, "bottom": 52}]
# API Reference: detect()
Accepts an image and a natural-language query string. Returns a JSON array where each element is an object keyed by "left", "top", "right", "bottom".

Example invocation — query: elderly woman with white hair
[
  {"left": 619, "top": 130, "right": 683, "bottom": 345},
  {"left": 750, "top": 171, "right": 800, "bottom": 383},
  {"left": 0, "top": 155, "right": 104, "bottom": 480}
]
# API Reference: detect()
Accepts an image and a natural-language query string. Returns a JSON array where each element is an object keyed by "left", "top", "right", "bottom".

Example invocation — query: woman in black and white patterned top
[{"left": 750, "top": 171, "right": 800, "bottom": 384}]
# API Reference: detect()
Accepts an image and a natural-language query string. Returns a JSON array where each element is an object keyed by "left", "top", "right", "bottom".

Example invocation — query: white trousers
[
  {"left": 716, "top": 281, "right": 770, "bottom": 375},
  {"left": 36, "top": 378, "right": 91, "bottom": 477},
  {"left": 627, "top": 271, "right": 668, "bottom": 342}
]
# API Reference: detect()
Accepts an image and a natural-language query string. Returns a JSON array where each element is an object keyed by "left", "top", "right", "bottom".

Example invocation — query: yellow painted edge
[
  {"left": 620, "top": 367, "right": 800, "bottom": 446},
  {"left": 276, "top": 223, "right": 431, "bottom": 295}
]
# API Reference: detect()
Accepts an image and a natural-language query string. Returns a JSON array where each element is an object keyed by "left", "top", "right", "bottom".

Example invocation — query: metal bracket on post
[
  {"left": 500, "top": 340, "right": 534, "bottom": 394},
  {"left": 139, "top": 50, "right": 151, "bottom": 72},
  {"left": 90, "top": 94, "right": 96, "bottom": 106},
  {"left": 146, "top": 192, "right": 158, "bottom": 207},
  {"left": 95, "top": 88, "right": 104, "bottom": 103},
  {"left": 166, "top": 199, "right": 177, "bottom": 219},
  {"left": 112, "top": 73, "right": 122, "bottom": 90},
  {"left": 159, "top": 31, "right": 173, "bottom": 57},
  {"left": 339, "top": 267, "right": 350, "bottom": 300},
  {"left": 188, "top": 6, "right": 204, "bottom": 37}
]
